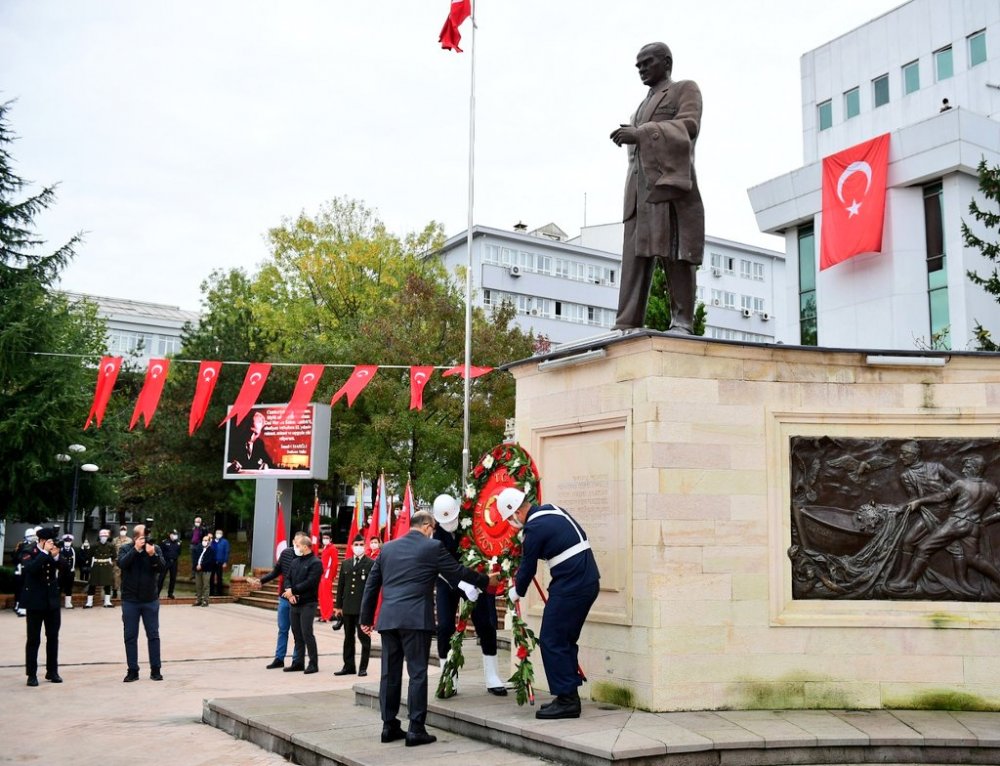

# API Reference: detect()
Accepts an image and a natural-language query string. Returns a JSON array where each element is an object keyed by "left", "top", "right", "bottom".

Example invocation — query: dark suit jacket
[
  {"left": 359, "top": 530, "right": 488, "bottom": 630},
  {"left": 20, "top": 545, "right": 61, "bottom": 610},
  {"left": 336, "top": 555, "right": 373, "bottom": 615}
]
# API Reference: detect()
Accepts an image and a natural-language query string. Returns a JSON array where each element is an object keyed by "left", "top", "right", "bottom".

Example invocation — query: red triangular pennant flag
[
  {"left": 820, "top": 133, "right": 891, "bottom": 270},
  {"left": 220, "top": 363, "right": 271, "bottom": 426},
  {"left": 439, "top": 0, "right": 471, "bottom": 52},
  {"left": 282, "top": 364, "right": 324, "bottom": 423},
  {"left": 409, "top": 366, "right": 435, "bottom": 410},
  {"left": 442, "top": 364, "right": 493, "bottom": 379},
  {"left": 330, "top": 365, "right": 378, "bottom": 407},
  {"left": 84, "top": 356, "right": 122, "bottom": 430},
  {"left": 393, "top": 480, "right": 413, "bottom": 540},
  {"left": 129, "top": 358, "right": 170, "bottom": 430},
  {"left": 188, "top": 361, "right": 222, "bottom": 435}
]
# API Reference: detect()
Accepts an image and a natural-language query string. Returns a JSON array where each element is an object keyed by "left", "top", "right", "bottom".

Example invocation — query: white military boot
[
  {"left": 64, "top": 595, "right": 73, "bottom": 608},
  {"left": 85, "top": 595, "right": 94, "bottom": 608},
  {"left": 103, "top": 594, "right": 113, "bottom": 608},
  {"left": 483, "top": 654, "right": 507, "bottom": 696}
]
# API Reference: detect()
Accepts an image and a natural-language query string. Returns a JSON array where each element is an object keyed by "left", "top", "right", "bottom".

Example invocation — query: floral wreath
[{"left": 435, "top": 441, "right": 541, "bottom": 705}]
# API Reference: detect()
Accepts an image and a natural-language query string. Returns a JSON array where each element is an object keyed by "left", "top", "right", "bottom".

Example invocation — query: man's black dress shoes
[
  {"left": 535, "top": 694, "right": 581, "bottom": 720},
  {"left": 380, "top": 724, "right": 405, "bottom": 743},
  {"left": 405, "top": 731, "right": 437, "bottom": 747}
]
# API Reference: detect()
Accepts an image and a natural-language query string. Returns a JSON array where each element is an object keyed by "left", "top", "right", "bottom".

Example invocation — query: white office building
[{"left": 748, "top": 0, "right": 1000, "bottom": 350}]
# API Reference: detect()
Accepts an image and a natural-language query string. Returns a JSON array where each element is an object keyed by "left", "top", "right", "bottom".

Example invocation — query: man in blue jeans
[
  {"left": 254, "top": 543, "right": 301, "bottom": 669},
  {"left": 118, "top": 523, "right": 166, "bottom": 682}
]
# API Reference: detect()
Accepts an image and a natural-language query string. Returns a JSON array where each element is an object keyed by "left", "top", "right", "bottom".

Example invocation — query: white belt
[{"left": 530, "top": 506, "right": 591, "bottom": 569}]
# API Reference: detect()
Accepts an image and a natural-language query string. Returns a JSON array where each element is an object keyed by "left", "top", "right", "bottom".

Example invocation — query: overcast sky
[{"left": 2, "top": 0, "right": 903, "bottom": 311}]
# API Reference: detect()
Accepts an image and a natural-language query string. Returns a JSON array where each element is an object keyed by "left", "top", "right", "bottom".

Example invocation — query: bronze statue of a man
[{"left": 610, "top": 42, "right": 704, "bottom": 332}]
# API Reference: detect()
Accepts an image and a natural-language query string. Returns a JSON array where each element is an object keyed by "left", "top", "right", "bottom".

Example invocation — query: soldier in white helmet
[{"left": 432, "top": 494, "right": 507, "bottom": 696}]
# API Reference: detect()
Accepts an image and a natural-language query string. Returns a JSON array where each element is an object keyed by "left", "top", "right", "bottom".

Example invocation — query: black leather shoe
[
  {"left": 45, "top": 672, "right": 63, "bottom": 683},
  {"left": 333, "top": 667, "right": 356, "bottom": 676},
  {"left": 150, "top": 669, "right": 163, "bottom": 681},
  {"left": 265, "top": 659, "right": 284, "bottom": 669},
  {"left": 304, "top": 665, "right": 318, "bottom": 675},
  {"left": 380, "top": 724, "right": 405, "bottom": 743},
  {"left": 405, "top": 731, "right": 437, "bottom": 747},
  {"left": 283, "top": 663, "right": 305, "bottom": 673},
  {"left": 487, "top": 686, "right": 507, "bottom": 696},
  {"left": 26, "top": 676, "right": 38, "bottom": 687},
  {"left": 123, "top": 672, "right": 140, "bottom": 683},
  {"left": 535, "top": 695, "right": 581, "bottom": 720},
  {"left": 358, "top": 669, "right": 368, "bottom": 677}
]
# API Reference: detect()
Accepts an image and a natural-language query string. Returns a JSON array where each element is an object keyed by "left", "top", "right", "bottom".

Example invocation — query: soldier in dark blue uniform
[
  {"left": 333, "top": 535, "right": 374, "bottom": 676},
  {"left": 498, "top": 488, "right": 600, "bottom": 720},
  {"left": 158, "top": 529, "right": 181, "bottom": 598},
  {"left": 21, "top": 526, "right": 64, "bottom": 686}
]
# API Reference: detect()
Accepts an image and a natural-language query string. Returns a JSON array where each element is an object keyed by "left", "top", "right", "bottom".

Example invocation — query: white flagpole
[{"left": 460, "top": 0, "right": 477, "bottom": 485}]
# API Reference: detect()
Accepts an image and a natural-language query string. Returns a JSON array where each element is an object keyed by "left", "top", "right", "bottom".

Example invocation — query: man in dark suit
[
  {"left": 334, "top": 535, "right": 373, "bottom": 676},
  {"left": 21, "top": 526, "right": 63, "bottom": 686},
  {"left": 360, "top": 510, "right": 494, "bottom": 747},
  {"left": 610, "top": 41, "right": 704, "bottom": 333}
]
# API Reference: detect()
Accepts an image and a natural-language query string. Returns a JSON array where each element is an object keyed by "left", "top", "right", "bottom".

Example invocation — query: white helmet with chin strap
[{"left": 432, "top": 494, "right": 460, "bottom": 533}]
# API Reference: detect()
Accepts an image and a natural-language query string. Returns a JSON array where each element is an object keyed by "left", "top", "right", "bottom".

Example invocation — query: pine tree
[{"left": 961, "top": 159, "right": 1000, "bottom": 351}]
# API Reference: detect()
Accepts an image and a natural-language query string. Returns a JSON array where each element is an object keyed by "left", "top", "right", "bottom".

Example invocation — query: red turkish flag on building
[
  {"left": 84, "top": 356, "right": 122, "bottom": 430},
  {"left": 282, "top": 364, "right": 324, "bottom": 423},
  {"left": 129, "top": 358, "right": 171, "bottom": 430},
  {"left": 409, "top": 366, "right": 435, "bottom": 410},
  {"left": 188, "top": 361, "right": 222, "bottom": 435},
  {"left": 820, "top": 133, "right": 891, "bottom": 270},
  {"left": 330, "top": 365, "right": 378, "bottom": 407},
  {"left": 220, "top": 363, "right": 271, "bottom": 426},
  {"left": 442, "top": 364, "right": 493, "bottom": 379},
  {"left": 439, "top": 0, "right": 471, "bottom": 52}
]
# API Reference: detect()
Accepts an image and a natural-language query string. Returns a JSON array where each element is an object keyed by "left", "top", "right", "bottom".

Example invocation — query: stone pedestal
[{"left": 507, "top": 332, "right": 1000, "bottom": 711}]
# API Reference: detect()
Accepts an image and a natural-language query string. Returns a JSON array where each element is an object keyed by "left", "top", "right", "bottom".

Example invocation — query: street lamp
[{"left": 55, "top": 444, "right": 99, "bottom": 538}]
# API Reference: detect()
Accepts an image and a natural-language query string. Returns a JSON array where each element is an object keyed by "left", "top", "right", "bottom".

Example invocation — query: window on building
[
  {"left": 923, "top": 182, "right": 950, "bottom": 349},
  {"left": 969, "top": 30, "right": 987, "bottom": 67},
  {"left": 739, "top": 259, "right": 752, "bottom": 279},
  {"left": 483, "top": 289, "right": 493, "bottom": 306},
  {"left": 536, "top": 254, "right": 552, "bottom": 274},
  {"left": 752, "top": 262, "right": 765, "bottom": 281},
  {"left": 872, "top": 74, "right": 890, "bottom": 108},
  {"left": 817, "top": 100, "right": 832, "bottom": 131},
  {"left": 156, "top": 336, "right": 180, "bottom": 356},
  {"left": 902, "top": 60, "right": 920, "bottom": 95},
  {"left": 753, "top": 297, "right": 765, "bottom": 314},
  {"left": 709, "top": 252, "right": 723, "bottom": 270},
  {"left": 844, "top": 87, "right": 860, "bottom": 119},
  {"left": 934, "top": 46, "right": 953, "bottom": 81},
  {"left": 723, "top": 292, "right": 736, "bottom": 310},
  {"left": 740, "top": 295, "right": 753, "bottom": 312},
  {"left": 798, "top": 225, "right": 817, "bottom": 346},
  {"left": 724, "top": 256, "right": 735, "bottom": 275},
  {"left": 555, "top": 259, "right": 569, "bottom": 278}
]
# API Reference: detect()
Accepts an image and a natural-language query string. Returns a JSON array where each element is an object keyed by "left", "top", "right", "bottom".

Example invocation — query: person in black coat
[
  {"left": 119, "top": 523, "right": 166, "bottom": 682},
  {"left": 58, "top": 534, "right": 78, "bottom": 609},
  {"left": 192, "top": 533, "right": 216, "bottom": 607},
  {"left": 283, "top": 532, "right": 322, "bottom": 674},
  {"left": 254, "top": 545, "right": 302, "bottom": 669},
  {"left": 334, "top": 535, "right": 374, "bottom": 676},
  {"left": 360, "top": 511, "right": 494, "bottom": 747},
  {"left": 158, "top": 530, "right": 181, "bottom": 599},
  {"left": 21, "top": 526, "right": 63, "bottom": 686}
]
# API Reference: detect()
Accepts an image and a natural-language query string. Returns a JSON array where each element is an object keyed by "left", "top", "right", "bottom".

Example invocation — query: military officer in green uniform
[
  {"left": 333, "top": 535, "right": 373, "bottom": 676},
  {"left": 85, "top": 529, "right": 116, "bottom": 608}
]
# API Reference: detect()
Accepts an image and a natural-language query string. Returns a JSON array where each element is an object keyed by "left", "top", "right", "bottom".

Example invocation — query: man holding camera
[
  {"left": 21, "top": 526, "right": 63, "bottom": 686},
  {"left": 118, "top": 522, "right": 166, "bottom": 682}
]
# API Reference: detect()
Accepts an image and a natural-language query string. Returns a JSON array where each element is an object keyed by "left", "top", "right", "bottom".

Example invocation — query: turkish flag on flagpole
[
  {"left": 409, "top": 366, "right": 435, "bottom": 410},
  {"left": 330, "top": 365, "right": 378, "bottom": 407},
  {"left": 129, "top": 358, "right": 171, "bottom": 430},
  {"left": 188, "top": 361, "right": 222, "bottom": 435},
  {"left": 393, "top": 479, "right": 413, "bottom": 540},
  {"left": 84, "top": 356, "right": 122, "bottom": 429},
  {"left": 275, "top": 501, "right": 288, "bottom": 590},
  {"left": 282, "top": 364, "right": 324, "bottom": 423},
  {"left": 347, "top": 474, "right": 364, "bottom": 546},
  {"left": 439, "top": 0, "right": 472, "bottom": 52},
  {"left": 220, "top": 362, "right": 271, "bottom": 426},
  {"left": 364, "top": 474, "right": 382, "bottom": 555},
  {"left": 310, "top": 492, "right": 321, "bottom": 555},
  {"left": 820, "top": 133, "right": 891, "bottom": 270}
]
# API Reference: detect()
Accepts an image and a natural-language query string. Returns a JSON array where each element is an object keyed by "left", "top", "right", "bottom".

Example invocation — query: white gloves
[
  {"left": 508, "top": 585, "right": 521, "bottom": 603},
  {"left": 458, "top": 581, "right": 480, "bottom": 602}
]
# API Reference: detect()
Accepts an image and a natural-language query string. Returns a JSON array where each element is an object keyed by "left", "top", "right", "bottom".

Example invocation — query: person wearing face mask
[
  {"left": 111, "top": 525, "right": 132, "bottom": 599},
  {"left": 21, "top": 526, "right": 63, "bottom": 686},
  {"left": 497, "top": 488, "right": 600, "bottom": 721},
  {"left": 79, "top": 538, "right": 93, "bottom": 583},
  {"left": 253, "top": 535, "right": 302, "bottom": 670},
  {"left": 58, "top": 535, "right": 78, "bottom": 609},
  {"left": 85, "top": 529, "right": 116, "bottom": 608},
  {"left": 318, "top": 533, "right": 340, "bottom": 622},
  {"left": 192, "top": 533, "right": 216, "bottom": 607},
  {"left": 210, "top": 529, "right": 230, "bottom": 597},
  {"left": 158, "top": 530, "right": 181, "bottom": 599},
  {"left": 188, "top": 516, "right": 205, "bottom": 581},
  {"left": 367, "top": 537, "right": 381, "bottom": 559},
  {"left": 13, "top": 527, "right": 39, "bottom": 617},
  {"left": 432, "top": 494, "right": 507, "bottom": 696},
  {"left": 333, "top": 535, "right": 373, "bottom": 676},
  {"left": 284, "top": 532, "right": 322, "bottom": 674}
]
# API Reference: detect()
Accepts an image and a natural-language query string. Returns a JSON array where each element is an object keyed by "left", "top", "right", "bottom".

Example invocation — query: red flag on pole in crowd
[
  {"left": 330, "top": 365, "right": 378, "bottom": 408},
  {"left": 188, "top": 360, "right": 222, "bottom": 435},
  {"left": 310, "top": 490, "right": 321, "bottom": 555},
  {"left": 221, "top": 362, "right": 271, "bottom": 426},
  {"left": 393, "top": 478, "right": 413, "bottom": 540},
  {"left": 347, "top": 474, "right": 365, "bottom": 545},
  {"left": 275, "top": 500, "right": 288, "bottom": 590},
  {"left": 84, "top": 356, "right": 122, "bottom": 430},
  {"left": 820, "top": 133, "right": 891, "bottom": 271},
  {"left": 364, "top": 476, "right": 382, "bottom": 555},
  {"left": 439, "top": 0, "right": 472, "bottom": 52},
  {"left": 283, "top": 364, "right": 324, "bottom": 423},
  {"left": 409, "top": 366, "right": 434, "bottom": 410},
  {"left": 442, "top": 364, "right": 492, "bottom": 378},
  {"left": 129, "top": 358, "right": 170, "bottom": 430}
]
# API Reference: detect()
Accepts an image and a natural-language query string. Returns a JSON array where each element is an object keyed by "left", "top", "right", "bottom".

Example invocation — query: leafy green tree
[
  {"left": 0, "top": 101, "right": 111, "bottom": 522},
  {"left": 962, "top": 159, "right": 1000, "bottom": 351},
  {"left": 643, "top": 260, "right": 707, "bottom": 335}
]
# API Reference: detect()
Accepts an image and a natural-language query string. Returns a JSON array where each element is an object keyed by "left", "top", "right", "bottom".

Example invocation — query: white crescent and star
[
  {"left": 203, "top": 367, "right": 216, "bottom": 381},
  {"left": 249, "top": 372, "right": 263, "bottom": 386},
  {"left": 414, "top": 372, "right": 427, "bottom": 384},
  {"left": 302, "top": 373, "right": 316, "bottom": 385},
  {"left": 836, "top": 161, "right": 872, "bottom": 218},
  {"left": 151, "top": 364, "right": 164, "bottom": 378},
  {"left": 356, "top": 369, "right": 370, "bottom": 379},
  {"left": 103, "top": 362, "right": 115, "bottom": 375}
]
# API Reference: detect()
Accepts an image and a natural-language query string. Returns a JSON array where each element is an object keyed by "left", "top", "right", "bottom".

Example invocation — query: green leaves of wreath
[{"left": 435, "top": 442, "right": 540, "bottom": 705}]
